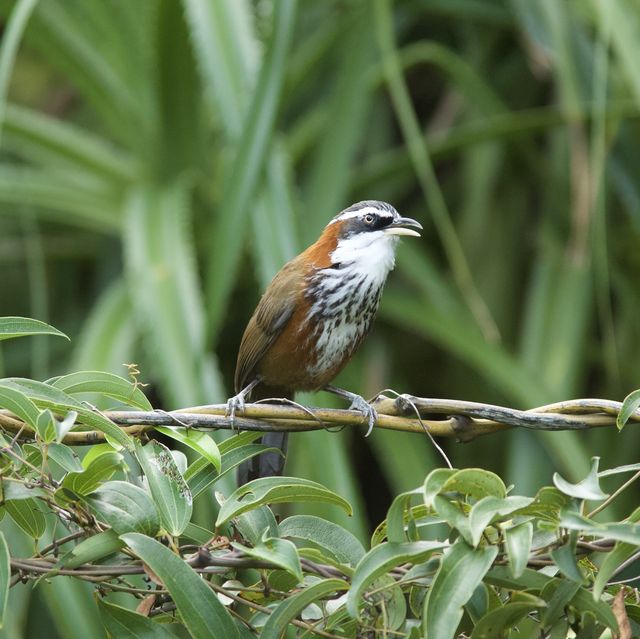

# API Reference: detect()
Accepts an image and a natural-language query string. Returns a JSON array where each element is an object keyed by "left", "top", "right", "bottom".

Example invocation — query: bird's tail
[{"left": 236, "top": 385, "right": 290, "bottom": 485}]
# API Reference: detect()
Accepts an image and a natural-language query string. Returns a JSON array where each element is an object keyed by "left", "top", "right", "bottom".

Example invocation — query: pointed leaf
[
  {"left": 87, "top": 481, "right": 160, "bottom": 536},
  {"left": 617, "top": 389, "right": 640, "bottom": 430},
  {"left": 553, "top": 457, "right": 608, "bottom": 501},
  {"left": 35, "top": 408, "right": 56, "bottom": 442},
  {"left": 216, "top": 477, "right": 351, "bottom": 527},
  {"left": 468, "top": 495, "right": 533, "bottom": 547},
  {"left": 560, "top": 510, "right": 640, "bottom": 545},
  {"left": 470, "top": 597, "right": 545, "bottom": 639},
  {"left": 61, "top": 451, "right": 123, "bottom": 496},
  {"left": 5, "top": 498, "right": 46, "bottom": 538},
  {"left": 280, "top": 515, "right": 366, "bottom": 566},
  {"left": 96, "top": 599, "right": 179, "bottom": 639},
  {"left": 156, "top": 427, "right": 220, "bottom": 472},
  {"left": 121, "top": 533, "right": 240, "bottom": 639},
  {"left": 233, "top": 535, "right": 303, "bottom": 582},
  {"left": 385, "top": 487, "right": 422, "bottom": 543},
  {"left": 46, "top": 442, "right": 83, "bottom": 475},
  {"left": 261, "top": 578, "right": 349, "bottom": 639},
  {"left": 1, "top": 378, "right": 132, "bottom": 448},
  {"left": 0, "top": 316, "right": 68, "bottom": 342},
  {"left": 347, "top": 541, "right": 446, "bottom": 618},
  {"left": 504, "top": 521, "right": 533, "bottom": 579},
  {"left": 440, "top": 468, "right": 507, "bottom": 500},
  {"left": 423, "top": 540, "right": 498, "bottom": 639},
  {"left": 136, "top": 440, "right": 192, "bottom": 536},
  {"left": 0, "top": 381, "right": 40, "bottom": 428},
  {"left": 423, "top": 468, "right": 457, "bottom": 507},
  {"left": 61, "top": 530, "right": 124, "bottom": 569},
  {"left": 51, "top": 371, "right": 152, "bottom": 411}
]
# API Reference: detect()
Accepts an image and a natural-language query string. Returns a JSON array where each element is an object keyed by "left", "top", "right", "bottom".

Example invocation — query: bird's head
[{"left": 325, "top": 200, "right": 422, "bottom": 270}]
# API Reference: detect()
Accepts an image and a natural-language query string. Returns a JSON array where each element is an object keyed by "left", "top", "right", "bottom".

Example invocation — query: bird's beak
[{"left": 384, "top": 216, "right": 422, "bottom": 237}]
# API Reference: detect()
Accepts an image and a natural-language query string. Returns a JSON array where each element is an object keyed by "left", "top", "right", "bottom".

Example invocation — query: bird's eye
[{"left": 364, "top": 214, "right": 375, "bottom": 225}]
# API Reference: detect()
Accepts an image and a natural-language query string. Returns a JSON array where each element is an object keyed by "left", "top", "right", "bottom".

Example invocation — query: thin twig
[{"left": 588, "top": 470, "right": 640, "bottom": 518}]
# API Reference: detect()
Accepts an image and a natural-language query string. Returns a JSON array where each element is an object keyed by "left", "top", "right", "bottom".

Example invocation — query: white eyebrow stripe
[{"left": 329, "top": 205, "right": 395, "bottom": 224}]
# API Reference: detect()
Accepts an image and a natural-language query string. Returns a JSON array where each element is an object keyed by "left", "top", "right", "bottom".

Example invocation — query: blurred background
[{"left": 1, "top": 0, "right": 640, "bottom": 633}]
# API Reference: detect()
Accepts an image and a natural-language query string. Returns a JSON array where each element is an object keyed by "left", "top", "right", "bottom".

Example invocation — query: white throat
[{"left": 329, "top": 231, "right": 399, "bottom": 281}]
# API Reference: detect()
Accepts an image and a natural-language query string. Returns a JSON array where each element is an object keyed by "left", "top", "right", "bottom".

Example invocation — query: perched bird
[{"left": 229, "top": 200, "right": 422, "bottom": 483}]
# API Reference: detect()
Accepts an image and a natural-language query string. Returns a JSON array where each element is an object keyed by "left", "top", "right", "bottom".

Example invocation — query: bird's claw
[
  {"left": 226, "top": 393, "right": 246, "bottom": 432},
  {"left": 349, "top": 394, "right": 378, "bottom": 437}
]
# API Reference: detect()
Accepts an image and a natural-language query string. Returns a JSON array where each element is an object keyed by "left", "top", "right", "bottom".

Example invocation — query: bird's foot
[
  {"left": 225, "top": 393, "right": 246, "bottom": 431},
  {"left": 323, "top": 385, "right": 378, "bottom": 436},
  {"left": 226, "top": 378, "right": 261, "bottom": 432},
  {"left": 348, "top": 394, "right": 378, "bottom": 437}
]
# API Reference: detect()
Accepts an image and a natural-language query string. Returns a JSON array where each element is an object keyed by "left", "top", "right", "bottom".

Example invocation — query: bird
[{"left": 228, "top": 200, "right": 422, "bottom": 483}]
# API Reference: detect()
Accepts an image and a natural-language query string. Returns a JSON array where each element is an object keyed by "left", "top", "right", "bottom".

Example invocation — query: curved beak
[{"left": 384, "top": 216, "right": 422, "bottom": 237}]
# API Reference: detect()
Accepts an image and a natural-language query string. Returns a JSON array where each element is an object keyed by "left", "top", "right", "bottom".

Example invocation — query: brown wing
[{"left": 234, "top": 259, "right": 305, "bottom": 393}]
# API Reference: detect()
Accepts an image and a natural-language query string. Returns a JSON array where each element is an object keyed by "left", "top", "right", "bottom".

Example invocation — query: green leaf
[
  {"left": 279, "top": 515, "right": 366, "bottom": 566},
  {"left": 2, "top": 480, "right": 47, "bottom": 500},
  {"left": 261, "top": 578, "right": 349, "bottom": 639},
  {"left": 35, "top": 408, "right": 56, "bottom": 442},
  {"left": 156, "top": 427, "right": 220, "bottom": 472},
  {"left": 120, "top": 533, "right": 240, "bottom": 639},
  {"left": 553, "top": 457, "right": 609, "bottom": 501},
  {"left": 215, "top": 477, "right": 352, "bottom": 528},
  {"left": 87, "top": 481, "right": 160, "bottom": 536},
  {"left": 560, "top": 509, "right": 640, "bottom": 545},
  {"left": 599, "top": 462, "right": 640, "bottom": 477},
  {"left": 439, "top": 468, "right": 507, "bottom": 500},
  {"left": 1, "top": 378, "right": 132, "bottom": 448},
  {"left": 423, "top": 468, "right": 457, "bottom": 507},
  {"left": 136, "top": 440, "right": 192, "bottom": 536},
  {"left": 484, "top": 566, "right": 550, "bottom": 591},
  {"left": 233, "top": 505, "right": 278, "bottom": 546},
  {"left": 0, "top": 381, "right": 40, "bottom": 428},
  {"left": 617, "top": 389, "right": 640, "bottom": 430},
  {"left": 570, "top": 586, "right": 618, "bottom": 630},
  {"left": 385, "top": 487, "right": 422, "bottom": 543},
  {"left": 423, "top": 540, "right": 498, "bottom": 639},
  {"left": 46, "top": 443, "right": 83, "bottom": 473},
  {"left": 470, "top": 594, "right": 545, "bottom": 639},
  {"left": 51, "top": 371, "right": 152, "bottom": 411},
  {"left": 433, "top": 495, "right": 473, "bottom": 545},
  {"left": 549, "top": 538, "right": 585, "bottom": 584},
  {"left": 61, "top": 530, "right": 124, "bottom": 569},
  {"left": 234, "top": 534, "right": 303, "bottom": 582},
  {"left": 593, "top": 541, "right": 637, "bottom": 600},
  {"left": 97, "top": 596, "right": 180, "bottom": 639},
  {"left": 0, "top": 317, "right": 68, "bottom": 342},
  {"left": 5, "top": 498, "right": 46, "bottom": 538},
  {"left": 184, "top": 432, "right": 269, "bottom": 497},
  {"left": 541, "top": 579, "right": 581, "bottom": 628},
  {"left": 504, "top": 521, "right": 533, "bottom": 579},
  {"left": 468, "top": 496, "right": 533, "bottom": 547},
  {"left": 61, "top": 451, "right": 123, "bottom": 496},
  {"left": 347, "top": 541, "right": 446, "bottom": 618},
  {"left": 0, "top": 532, "right": 9, "bottom": 628}
]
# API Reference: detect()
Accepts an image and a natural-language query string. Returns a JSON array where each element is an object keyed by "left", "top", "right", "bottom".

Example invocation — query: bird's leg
[
  {"left": 323, "top": 384, "right": 378, "bottom": 437},
  {"left": 226, "top": 378, "right": 261, "bottom": 428}
]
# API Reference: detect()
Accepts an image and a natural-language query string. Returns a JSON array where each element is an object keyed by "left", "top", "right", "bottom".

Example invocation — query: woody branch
[{"left": 0, "top": 395, "right": 637, "bottom": 444}]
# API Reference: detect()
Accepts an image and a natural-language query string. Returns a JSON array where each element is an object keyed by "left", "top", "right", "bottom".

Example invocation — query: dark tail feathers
[{"left": 236, "top": 385, "right": 290, "bottom": 484}]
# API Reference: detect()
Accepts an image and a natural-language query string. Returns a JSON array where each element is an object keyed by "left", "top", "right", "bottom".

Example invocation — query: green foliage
[{"left": 0, "top": 325, "right": 638, "bottom": 636}]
